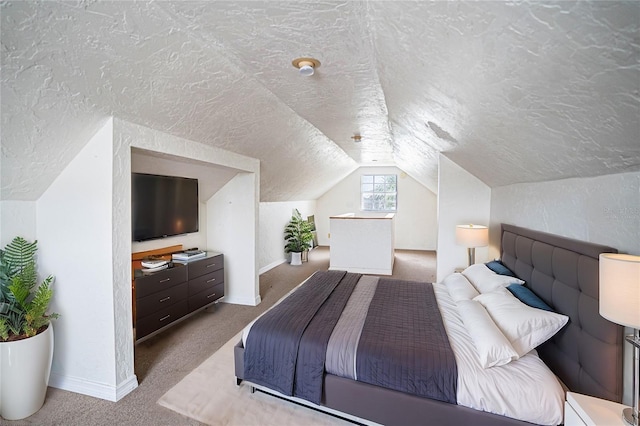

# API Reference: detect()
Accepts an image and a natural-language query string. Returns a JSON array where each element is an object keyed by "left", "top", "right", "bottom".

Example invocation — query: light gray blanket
[{"left": 325, "top": 275, "right": 379, "bottom": 379}]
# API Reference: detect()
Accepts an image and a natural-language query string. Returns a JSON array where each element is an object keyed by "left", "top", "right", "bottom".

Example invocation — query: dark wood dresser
[{"left": 133, "top": 252, "right": 224, "bottom": 342}]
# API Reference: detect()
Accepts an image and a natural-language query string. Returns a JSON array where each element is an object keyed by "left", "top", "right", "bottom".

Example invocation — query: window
[{"left": 361, "top": 174, "right": 397, "bottom": 212}]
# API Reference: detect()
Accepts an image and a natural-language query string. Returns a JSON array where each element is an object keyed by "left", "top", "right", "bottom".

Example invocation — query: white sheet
[
  {"left": 433, "top": 282, "right": 564, "bottom": 425},
  {"left": 242, "top": 276, "right": 565, "bottom": 425}
]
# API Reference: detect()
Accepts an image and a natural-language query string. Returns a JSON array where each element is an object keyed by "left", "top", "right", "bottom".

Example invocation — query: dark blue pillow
[
  {"left": 485, "top": 260, "right": 515, "bottom": 277},
  {"left": 506, "top": 284, "right": 554, "bottom": 312}
]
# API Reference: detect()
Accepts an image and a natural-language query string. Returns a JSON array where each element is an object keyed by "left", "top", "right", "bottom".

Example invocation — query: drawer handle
[
  {"left": 206, "top": 263, "right": 216, "bottom": 268},
  {"left": 159, "top": 278, "right": 171, "bottom": 283},
  {"left": 207, "top": 293, "right": 217, "bottom": 299},
  {"left": 207, "top": 278, "right": 216, "bottom": 283},
  {"left": 159, "top": 314, "right": 171, "bottom": 322},
  {"left": 159, "top": 296, "right": 171, "bottom": 303}
]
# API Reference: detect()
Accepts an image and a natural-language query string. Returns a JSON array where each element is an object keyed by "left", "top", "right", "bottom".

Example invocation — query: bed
[{"left": 234, "top": 224, "right": 624, "bottom": 425}]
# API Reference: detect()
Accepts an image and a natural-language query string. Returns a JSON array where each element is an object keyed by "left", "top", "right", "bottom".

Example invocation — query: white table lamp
[
  {"left": 599, "top": 253, "right": 640, "bottom": 426},
  {"left": 456, "top": 224, "right": 489, "bottom": 266}
]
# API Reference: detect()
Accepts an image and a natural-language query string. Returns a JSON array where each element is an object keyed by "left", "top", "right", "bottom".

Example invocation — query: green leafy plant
[
  {"left": 284, "top": 209, "right": 314, "bottom": 254},
  {"left": 0, "top": 237, "right": 58, "bottom": 342}
]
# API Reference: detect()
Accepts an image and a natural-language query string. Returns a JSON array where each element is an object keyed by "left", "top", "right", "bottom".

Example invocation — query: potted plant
[
  {"left": 0, "top": 237, "right": 58, "bottom": 421},
  {"left": 284, "top": 209, "right": 314, "bottom": 266}
]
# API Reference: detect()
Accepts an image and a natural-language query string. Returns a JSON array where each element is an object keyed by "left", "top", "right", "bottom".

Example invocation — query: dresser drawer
[
  {"left": 188, "top": 269, "right": 224, "bottom": 296},
  {"left": 136, "top": 282, "right": 188, "bottom": 318},
  {"left": 188, "top": 282, "right": 224, "bottom": 311},
  {"left": 136, "top": 299, "right": 189, "bottom": 340},
  {"left": 188, "top": 254, "right": 223, "bottom": 279},
  {"left": 135, "top": 266, "right": 187, "bottom": 298}
]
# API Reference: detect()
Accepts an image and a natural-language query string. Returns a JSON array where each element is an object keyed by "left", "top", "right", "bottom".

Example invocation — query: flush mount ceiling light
[
  {"left": 292, "top": 57, "right": 320, "bottom": 76},
  {"left": 351, "top": 135, "right": 362, "bottom": 142}
]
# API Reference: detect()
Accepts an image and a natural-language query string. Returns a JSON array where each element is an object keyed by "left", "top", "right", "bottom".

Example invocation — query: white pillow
[
  {"left": 474, "top": 288, "right": 569, "bottom": 357},
  {"left": 443, "top": 273, "right": 479, "bottom": 302},
  {"left": 456, "top": 299, "right": 519, "bottom": 368},
  {"left": 462, "top": 263, "right": 525, "bottom": 293}
]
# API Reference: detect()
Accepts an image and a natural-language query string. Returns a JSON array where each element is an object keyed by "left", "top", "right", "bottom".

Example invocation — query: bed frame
[
  {"left": 500, "top": 224, "right": 623, "bottom": 403},
  {"left": 234, "top": 224, "right": 623, "bottom": 425}
]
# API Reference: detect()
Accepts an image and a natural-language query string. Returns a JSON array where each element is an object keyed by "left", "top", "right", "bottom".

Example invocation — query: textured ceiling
[{"left": 2, "top": 1, "right": 639, "bottom": 202}]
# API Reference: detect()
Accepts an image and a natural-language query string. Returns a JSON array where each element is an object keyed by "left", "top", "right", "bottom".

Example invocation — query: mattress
[{"left": 242, "top": 273, "right": 565, "bottom": 425}]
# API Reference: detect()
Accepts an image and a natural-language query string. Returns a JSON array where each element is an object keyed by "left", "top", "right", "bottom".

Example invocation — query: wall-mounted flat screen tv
[{"left": 132, "top": 173, "right": 199, "bottom": 242}]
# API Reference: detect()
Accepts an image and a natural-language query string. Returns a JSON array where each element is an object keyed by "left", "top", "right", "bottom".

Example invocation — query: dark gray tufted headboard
[{"left": 500, "top": 224, "right": 623, "bottom": 403}]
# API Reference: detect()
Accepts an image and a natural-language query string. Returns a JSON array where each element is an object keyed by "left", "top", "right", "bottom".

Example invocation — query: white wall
[
  {"left": 490, "top": 171, "right": 640, "bottom": 256},
  {"left": 316, "top": 166, "right": 436, "bottom": 250},
  {"left": 329, "top": 215, "right": 395, "bottom": 275},
  {"left": 259, "top": 201, "right": 316, "bottom": 273},
  {"left": 207, "top": 172, "right": 260, "bottom": 306},
  {"left": 0, "top": 200, "right": 37, "bottom": 246},
  {"left": 436, "top": 155, "right": 491, "bottom": 282},
  {"left": 36, "top": 118, "right": 136, "bottom": 401}
]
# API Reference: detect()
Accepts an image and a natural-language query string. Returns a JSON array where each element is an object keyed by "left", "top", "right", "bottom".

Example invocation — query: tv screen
[{"left": 132, "top": 173, "right": 199, "bottom": 242}]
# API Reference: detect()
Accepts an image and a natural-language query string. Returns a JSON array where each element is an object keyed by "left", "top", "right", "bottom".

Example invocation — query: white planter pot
[
  {"left": 290, "top": 251, "right": 302, "bottom": 266},
  {"left": 0, "top": 323, "right": 54, "bottom": 420}
]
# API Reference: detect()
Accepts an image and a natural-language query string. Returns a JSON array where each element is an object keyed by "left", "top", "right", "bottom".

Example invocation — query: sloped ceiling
[{"left": 2, "top": 1, "right": 639, "bottom": 202}]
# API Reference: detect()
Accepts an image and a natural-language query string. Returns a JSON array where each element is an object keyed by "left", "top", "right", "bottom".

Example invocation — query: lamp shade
[
  {"left": 455, "top": 225, "right": 489, "bottom": 248},
  {"left": 599, "top": 253, "right": 640, "bottom": 329}
]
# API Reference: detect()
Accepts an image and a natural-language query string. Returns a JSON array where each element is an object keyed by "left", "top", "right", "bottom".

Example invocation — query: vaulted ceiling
[{"left": 2, "top": 1, "right": 639, "bottom": 202}]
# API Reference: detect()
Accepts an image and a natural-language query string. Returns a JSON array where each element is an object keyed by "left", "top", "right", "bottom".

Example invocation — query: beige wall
[
  {"left": 316, "top": 166, "right": 437, "bottom": 250},
  {"left": 436, "top": 155, "right": 492, "bottom": 282},
  {"left": 259, "top": 201, "right": 316, "bottom": 273}
]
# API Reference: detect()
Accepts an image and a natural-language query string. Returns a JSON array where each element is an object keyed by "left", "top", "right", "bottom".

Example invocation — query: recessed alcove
[
  {"left": 109, "top": 118, "right": 261, "bottom": 400},
  {"left": 131, "top": 148, "right": 240, "bottom": 254},
  {"left": 125, "top": 134, "right": 262, "bottom": 339}
]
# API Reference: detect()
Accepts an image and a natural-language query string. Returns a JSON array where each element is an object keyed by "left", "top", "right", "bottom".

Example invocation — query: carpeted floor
[
  {"left": 157, "top": 330, "right": 356, "bottom": 426},
  {"left": 8, "top": 247, "right": 435, "bottom": 426}
]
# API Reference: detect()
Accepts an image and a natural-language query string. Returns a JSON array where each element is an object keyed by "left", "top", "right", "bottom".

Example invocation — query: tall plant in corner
[
  {"left": 0, "top": 237, "right": 58, "bottom": 342},
  {"left": 284, "top": 209, "right": 313, "bottom": 266}
]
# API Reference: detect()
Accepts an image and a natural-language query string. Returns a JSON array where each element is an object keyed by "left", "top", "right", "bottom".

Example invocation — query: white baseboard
[
  {"left": 222, "top": 294, "right": 261, "bottom": 306},
  {"left": 49, "top": 372, "right": 138, "bottom": 402},
  {"left": 115, "top": 375, "right": 139, "bottom": 401},
  {"left": 259, "top": 258, "right": 286, "bottom": 275}
]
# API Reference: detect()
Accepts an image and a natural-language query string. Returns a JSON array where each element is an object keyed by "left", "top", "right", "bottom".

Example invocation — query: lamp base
[
  {"left": 622, "top": 407, "right": 638, "bottom": 426},
  {"left": 623, "top": 330, "right": 640, "bottom": 426},
  {"left": 467, "top": 247, "right": 476, "bottom": 267}
]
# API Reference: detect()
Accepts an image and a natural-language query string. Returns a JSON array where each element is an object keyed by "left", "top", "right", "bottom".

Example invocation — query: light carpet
[{"left": 157, "top": 332, "right": 351, "bottom": 426}]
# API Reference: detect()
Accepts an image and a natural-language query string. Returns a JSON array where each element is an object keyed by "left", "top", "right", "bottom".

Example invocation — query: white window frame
[{"left": 360, "top": 174, "right": 397, "bottom": 212}]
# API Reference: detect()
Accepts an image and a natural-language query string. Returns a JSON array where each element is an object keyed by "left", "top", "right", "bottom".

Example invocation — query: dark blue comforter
[
  {"left": 244, "top": 271, "right": 457, "bottom": 406},
  {"left": 244, "top": 270, "right": 359, "bottom": 400},
  {"left": 356, "top": 278, "right": 457, "bottom": 403}
]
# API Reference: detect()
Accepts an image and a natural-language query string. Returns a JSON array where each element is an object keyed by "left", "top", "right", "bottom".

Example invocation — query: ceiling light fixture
[
  {"left": 292, "top": 57, "right": 320, "bottom": 76},
  {"left": 351, "top": 135, "right": 362, "bottom": 143}
]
